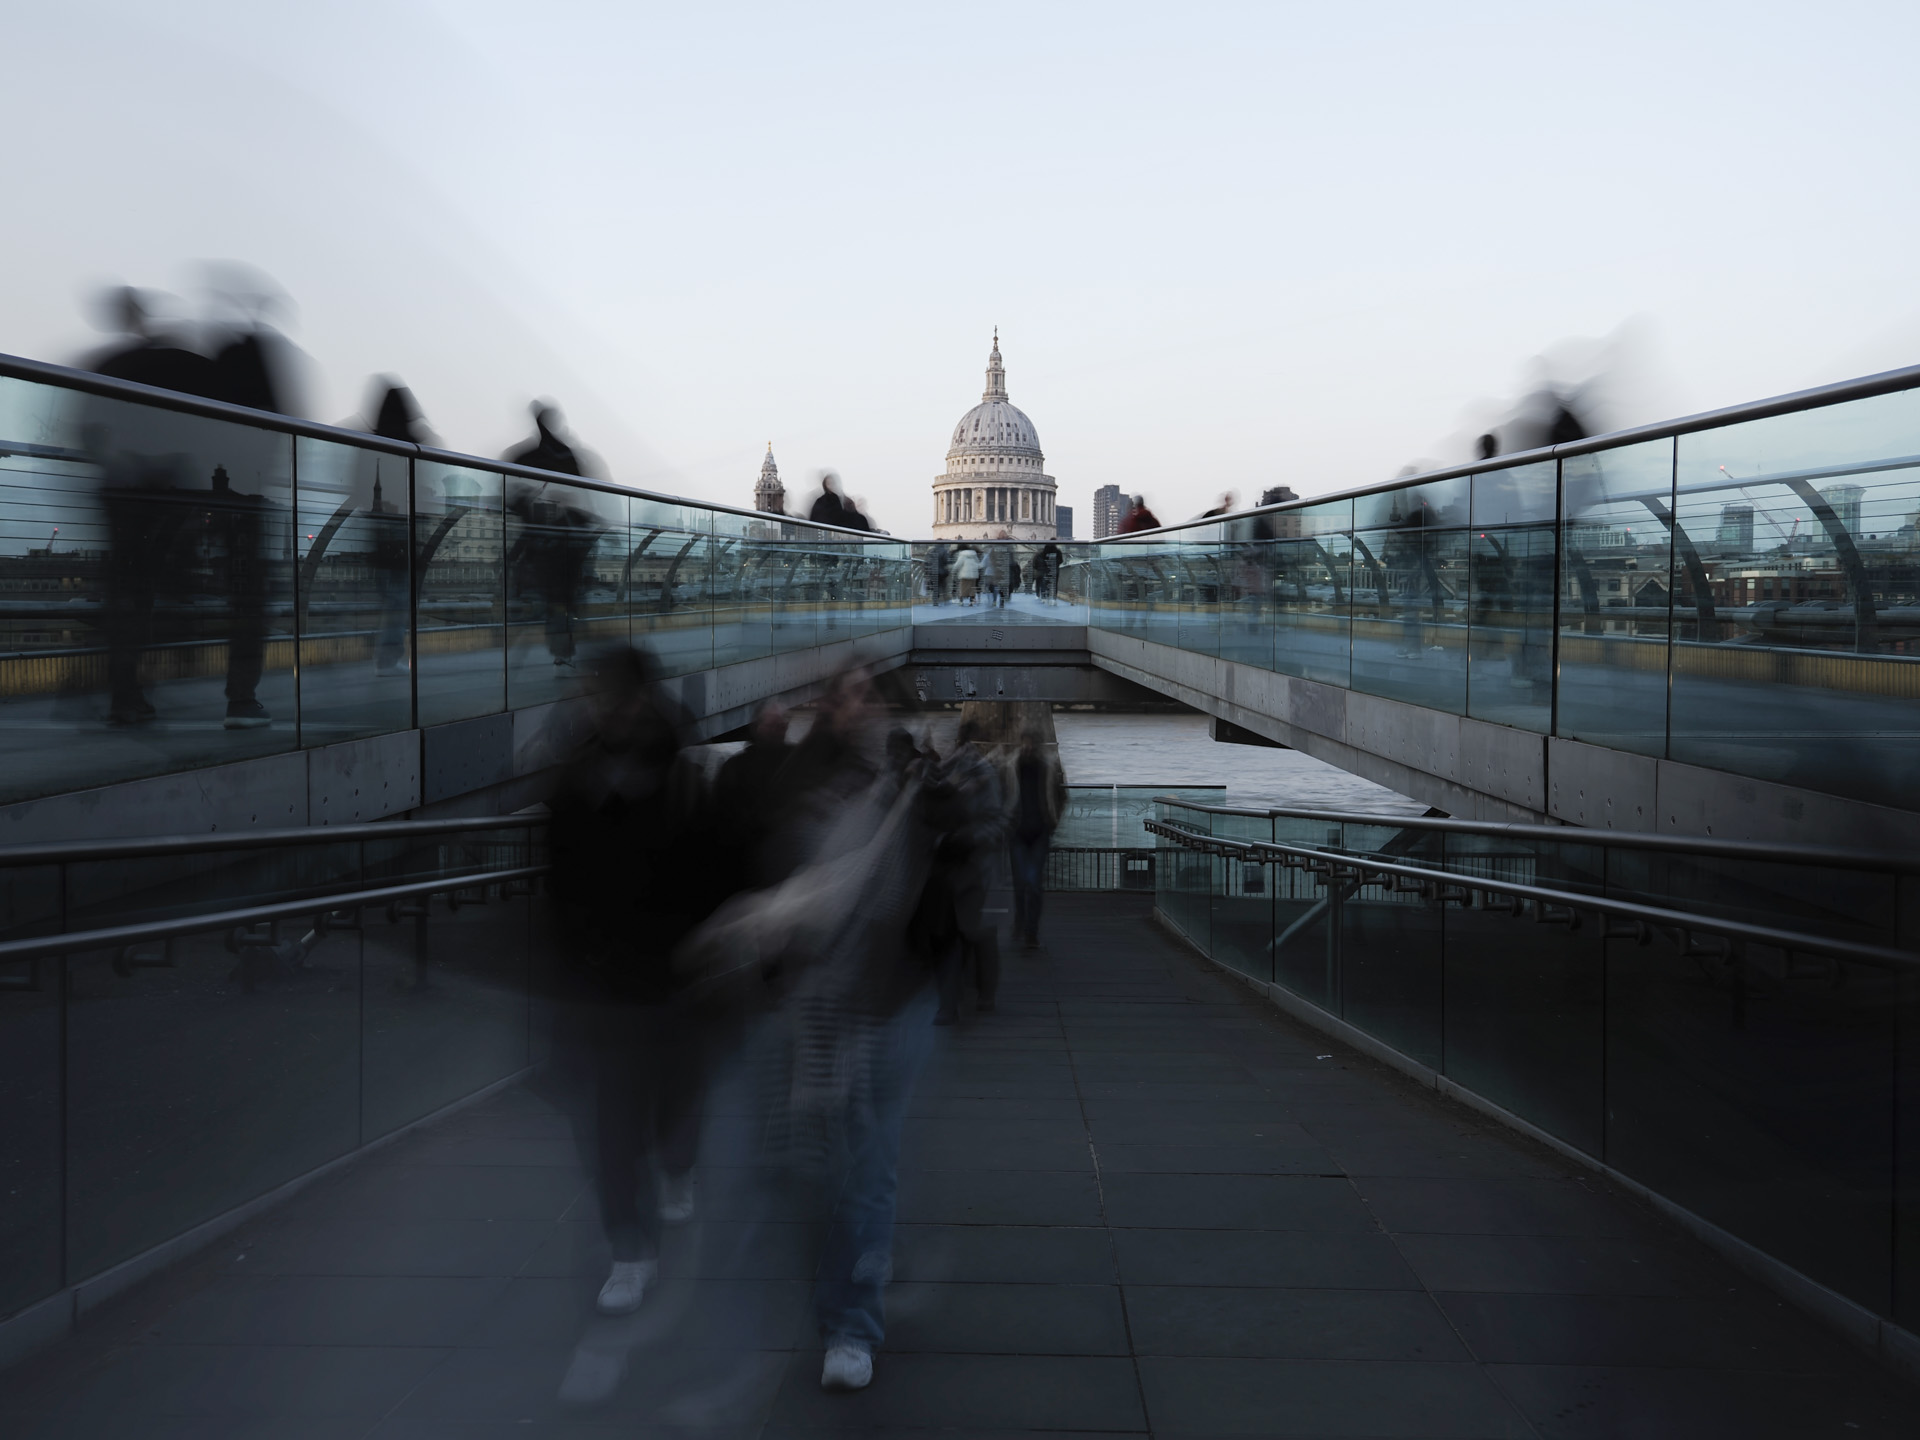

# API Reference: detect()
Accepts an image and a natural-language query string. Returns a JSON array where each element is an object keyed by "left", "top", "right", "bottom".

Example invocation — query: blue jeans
[{"left": 814, "top": 987, "right": 936, "bottom": 1348}]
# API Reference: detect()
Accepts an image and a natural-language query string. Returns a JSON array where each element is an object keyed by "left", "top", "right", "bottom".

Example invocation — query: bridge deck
[{"left": 3, "top": 893, "right": 1915, "bottom": 1438}]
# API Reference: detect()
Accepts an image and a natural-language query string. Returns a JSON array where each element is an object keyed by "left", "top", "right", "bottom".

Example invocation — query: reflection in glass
[
  {"left": 0, "top": 378, "right": 297, "bottom": 801},
  {"left": 1351, "top": 479, "right": 1470, "bottom": 713},
  {"left": 1671, "top": 391, "right": 1920, "bottom": 807},
  {"left": 1269, "top": 502, "right": 1353, "bottom": 687},
  {"left": 627, "top": 498, "right": 713, "bottom": 677},
  {"left": 415, "top": 463, "right": 504, "bottom": 727},
  {"left": 1555, "top": 439, "right": 1674, "bottom": 755},
  {"left": 296, "top": 438, "right": 412, "bottom": 744},
  {"left": 1467, "top": 462, "right": 1556, "bottom": 731},
  {"left": 506, "top": 479, "right": 623, "bottom": 709}
]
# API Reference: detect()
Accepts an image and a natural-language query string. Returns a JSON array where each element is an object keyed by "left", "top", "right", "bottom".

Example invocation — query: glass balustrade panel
[
  {"left": 629, "top": 497, "right": 714, "bottom": 678},
  {"left": 1672, "top": 389, "right": 1920, "bottom": 809},
  {"left": 414, "top": 461, "right": 505, "bottom": 727},
  {"left": 1555, "top": 438, "right": 1674, "bottom": 757},
  {"left": 0, "top": 377, "right": 298, "bottom": 800},
  {"left": 295, "top": 438, "right": 413, "bottom": 744},
  {"left": 505, "top": 477, "right": 624, "bottom": 710},
  {"left": 1467, "top": 462, "right": 1557, "bottom": 732},
  {"left": 1351, "top": 478, "right": 1470, "bottom": 714}
]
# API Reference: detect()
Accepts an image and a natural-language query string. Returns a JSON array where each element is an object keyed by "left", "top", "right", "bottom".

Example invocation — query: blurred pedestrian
[
  {"left": 505, "top": 401, "right": 586, "bottom": 477},
  {"left": 547, "top": 646, "right": 719, "bottom": 1318},
  {"left": 926, "top": 543, "right": 950, "bottom": 604},
  {"left": 1009, "top": 732, "right": 1067, "bottom": 949},
  {"left": 1117, "top": 495, "right": 1161, "bottom": 533},
  {"left": 809, "top": 473, "right": 851, "bottom": 528},
  {"left": 1036, "top": 541, "right": 1063, "bottom": 602},
  {"left": 931, "top": 718, "right": 1005, "bottom": 1024},
  {"left": 713, "top": 701, "right": 795, "bottom": 886},
  {"left": 953, "top": 544, "right": 981, "bottom": 604}
]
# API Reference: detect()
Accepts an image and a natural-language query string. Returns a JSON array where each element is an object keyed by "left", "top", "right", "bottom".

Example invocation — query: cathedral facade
[{"left": 930, "top": 333, "right": 1057, "bottom": 541}]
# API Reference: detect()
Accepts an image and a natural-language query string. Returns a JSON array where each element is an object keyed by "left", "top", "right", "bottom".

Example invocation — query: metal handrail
[
  {"left": 1148, "top": 797, "right": 1920, "bottom": 874},
  {"left": 0, "top": 864, "right": 546, "bottom": 966},
  {"left": 14, "top": 346, "right": 1920, "bottom": 546},
  {"left": 0, "top": 813, "right": 547, "bottom": 869},
  {"left": 0, "top": 351, "right": 889, "bottom": 541},
  {"left": 1143, "top": 818, "right": 1919, "bottom": 971},
  {"left": 1085, "top": 361, "right": 1920, "bottom": 537}
]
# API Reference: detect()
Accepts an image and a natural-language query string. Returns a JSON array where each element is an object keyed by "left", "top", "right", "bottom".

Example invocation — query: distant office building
[
  {"left": 1055, "top": 505, "right": 1074, "bottom": 540},
  {"left": 753, "top": 443, "right": 785, "bottom": 514},
  {"left": 1819, "top": 483, "right": 1865, "bottom": 536},
  {"left": 931, "top": 332, "right": 1058, "bottom": 540},
  {"left": 1716, "top": 504, "right": 1755, "bottom": 552},
  {"left": 1091, "top": 484, "right": 1124, "bottom": 538},
  {"left": 1568, "top": 521, "right": 1630, "bottom": 551},
  {"left": 1259, "top": 486, "right": 1298, "bottom": 507}
]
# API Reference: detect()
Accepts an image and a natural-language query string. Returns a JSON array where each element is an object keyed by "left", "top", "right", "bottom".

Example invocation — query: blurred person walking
[
  {"left": 1009, "top": 732, "right": 1067, "bottom": 949},
  {"left": 953, "top": 544, "right": 981, "bottom": 604},
  {"left": 713, "top": 701, "right": 796, "bottom": 887},
  {"left": 83, "top": 287, "right": 221, "bottom": 727},
  {"left": 1035, "top": 541, "right": 1063, "bottom": 602},
  {"left": 1117, "top": 495, "right": 1161, "bottom": 533},
  {"left": 364, "top": 381, "right": 432, "bottom": 676},
  {"left": 926, "top": 543, "right": 950, "bottom": 605},
  {"left": 547, "top": 646, "right": 722, "bottom": 1318},
  {"left": 931, "top": 717, "right": 1006, "bottom": 1024}
]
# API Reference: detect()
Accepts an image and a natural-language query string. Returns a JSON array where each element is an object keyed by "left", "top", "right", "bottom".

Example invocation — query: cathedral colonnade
[{"left": 929, "top": 331, "right": 1058, "bottom": 542}]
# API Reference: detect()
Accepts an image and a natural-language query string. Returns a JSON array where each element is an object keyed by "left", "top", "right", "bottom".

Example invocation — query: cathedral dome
[{"left": 945, "top": 332, "right": 1043, "bottom": 460}]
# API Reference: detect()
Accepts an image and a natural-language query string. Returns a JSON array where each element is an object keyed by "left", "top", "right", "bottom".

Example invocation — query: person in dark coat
[
  {"left": 713, "top": 701, "right": 796, "bottom": 886},
  {"left": 505, "top": 401, "right": 586, "bottom": 476},
  {"left": 547, "top": 645, "right": 717, "bottom": 1318},
  {"left": 930, "top": 718, "right": 1005, "bottom": 1024},
  {"left": 1035, "top": 542, "right": 1063, "bottom": 602},
  {"left": 808, "top": 473, "right": 851, "bottom": 528},
  {"left": 1009, "top": 733, "right": 1067, "bottom": 949},
  {"left": 84, "top": 289, "right": 222, "bottom": 726}
]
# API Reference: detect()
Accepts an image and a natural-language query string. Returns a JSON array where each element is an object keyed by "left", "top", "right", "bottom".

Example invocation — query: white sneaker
[
  {"left": 658, "top": 1172, "right": 696, "bottom": 1225},
  {"left": 820, "top": 1340, "right": 873, "bottom": 1392},
  {"left": 594, "top": 1258, "right": 655, "bottom": 1315}
]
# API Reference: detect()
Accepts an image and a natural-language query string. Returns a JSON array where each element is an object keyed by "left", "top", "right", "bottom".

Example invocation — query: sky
[{"left": 4, "top": 0, "right": 1918, "bottom": 532}]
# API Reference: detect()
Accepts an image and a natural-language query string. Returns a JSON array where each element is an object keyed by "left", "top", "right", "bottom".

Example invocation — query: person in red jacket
[{"left": 1116, "top": 495, "right": 1161, "bottom": 533}]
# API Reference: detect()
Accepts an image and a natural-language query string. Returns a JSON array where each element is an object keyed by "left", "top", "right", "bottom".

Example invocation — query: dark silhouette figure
[
  {"left": 809, "top": 474, "right": 851, "bottom": 528},
  {"left": 507, "top": 483, "right": 602, "bottom": 667},
  {"left": 547, "top": 646, "right": 718, "bottom": 1318},
  {"left": 1199, "top": 491, "right": 1236, "bottom": 518},
  {"left": 355, "top": 382, "right": 430, "bottom": 676},
  {"left": 85, "top": 290, "right": 220, "bottom": 726},
  {"left": 506, "top": 402, "right": 586, "bottom": 477},
  {"left": 713, "top": 702, "right": 796, "bottom": 886},
  {"left": 1477, "top": 432, "right": 1500, "bottom": 461},
  {"left": 930, "top": 718, "right": 1005, "bottom": 1024},
  {"left": 1035, "top": 542, "right": 1063, "bottom": 602},
  {"left": 1009, "top": 734, "right": 1067, "bottom": 948},
  {"left": 87, "top": 288, "right": 221, "bottom": 399}
]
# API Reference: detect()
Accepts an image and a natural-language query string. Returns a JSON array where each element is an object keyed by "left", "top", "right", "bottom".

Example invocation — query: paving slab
[{"left": 2, "top": 891, "right": 1915, "bottom": 1439}]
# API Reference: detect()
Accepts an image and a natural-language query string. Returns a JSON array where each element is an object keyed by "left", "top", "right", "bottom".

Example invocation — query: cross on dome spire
[{"left": 983, "top": 328, "right": 1008, "bottom": 403}]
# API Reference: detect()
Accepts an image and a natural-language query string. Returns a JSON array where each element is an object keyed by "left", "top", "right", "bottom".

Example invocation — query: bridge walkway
[{"left": 2, "top": 893, "right": 1914, "bottom": 1438}]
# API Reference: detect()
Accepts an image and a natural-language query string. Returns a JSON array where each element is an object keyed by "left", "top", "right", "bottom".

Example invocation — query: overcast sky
[{"left": 5, "top": 1, "right": 1917, "bottom": 529}]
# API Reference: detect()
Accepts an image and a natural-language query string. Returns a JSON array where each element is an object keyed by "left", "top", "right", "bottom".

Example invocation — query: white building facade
[{"left": 931, "top": 333, "right": 1057, "bottom": 541}]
